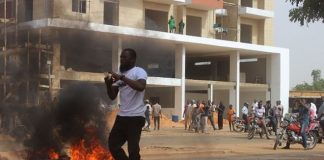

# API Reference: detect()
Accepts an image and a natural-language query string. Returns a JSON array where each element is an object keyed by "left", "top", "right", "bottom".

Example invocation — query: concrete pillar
[
  {"left": 266, "top": 55, "right": 272, "bottom": 102},
  {"left": 269, "top": 51, "right": 290, "bottom": 115},
  {"left": 112, "top": 36, "right": 122, "bottom": 73},
  {"left": 51, "top": 41, "right": 61, "bottom": 99},
  {"left": 208, "top": 84, "right": 213, "bottom": 102},
  {"left": 174, "top": 44, "right": 185, "bottom": 119},
  {"left": 112, "top": 36, "right": 122, "bottom": 105},
  {"left": 229, "top": 52, "right": 240, "bottom": 115}
]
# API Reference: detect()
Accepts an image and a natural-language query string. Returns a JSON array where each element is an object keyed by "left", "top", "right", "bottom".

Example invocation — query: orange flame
[
  {"left": 70, "top": 137, "right": 114, "bottom": 160},
  {"left": 48, "top": 149, "right": 59, "bottom": 160}
]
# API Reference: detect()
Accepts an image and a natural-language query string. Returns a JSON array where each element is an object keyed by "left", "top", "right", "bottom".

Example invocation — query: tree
[
  {"left": 294, "top": 69, "right": 324, "bottom": 91},
  {"left": 294, "top": 82, "right": 313, "bottom": 91},
  {"left": 286, "top": 0, "right": 324, "bottom": 25},
  {"left": 311, "top": 69, "right": 321, "bottom": 83}
]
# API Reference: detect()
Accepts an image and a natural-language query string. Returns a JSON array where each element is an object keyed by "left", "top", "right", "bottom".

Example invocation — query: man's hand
[
  {"left": 104, "top": 72, "right": 113, "bottom": 84},
  {"left": 109, "top": 72, "right": 124, "bottom": 81}
]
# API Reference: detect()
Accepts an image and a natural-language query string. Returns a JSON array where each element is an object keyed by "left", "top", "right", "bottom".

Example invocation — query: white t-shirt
[
  {"left": 252, "top": 102, "right": 258, "bottom": 112},
  {"left": 242, "top": 106, "right": 248, "bottom": 115},
  {"left": 113, "top": 66, "right": 147, "bottom": 117},
  {"left": 255, "top": 106, "right": 265, "bottom": 118},
  {"left": 152, "top": 103, "right": 162, "bottom": 117},
  {"left": 310, "top": 102, "right": 317, "bottom": 119}
]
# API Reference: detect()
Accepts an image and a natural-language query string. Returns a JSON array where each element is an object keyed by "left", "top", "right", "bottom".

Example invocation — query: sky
[{"left": 274, "top": 0, "right": 324, "bottom": 89}]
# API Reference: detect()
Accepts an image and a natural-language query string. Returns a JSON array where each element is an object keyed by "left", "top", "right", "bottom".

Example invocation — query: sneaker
[{"left": 282, "top": 146, "right": 290, "bottom": 149}]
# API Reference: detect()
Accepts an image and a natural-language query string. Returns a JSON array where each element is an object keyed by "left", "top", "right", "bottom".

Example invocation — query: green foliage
[
  {"left": 286, "top": 0, "right": 324, "bottom": 25},
  {"left": 294, "top": 69, "right": 324, "bottom": 91},
  {"left": 294, "top": 82, "right": 313, "bottom": 91},
  {"left": 311, "top": 69, "right": 321, "bottom": 82}
]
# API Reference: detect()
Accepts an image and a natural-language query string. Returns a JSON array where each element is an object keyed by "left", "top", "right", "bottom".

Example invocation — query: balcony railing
[{"left": 239, "top": 7, "right": 274, "bottom": 19}]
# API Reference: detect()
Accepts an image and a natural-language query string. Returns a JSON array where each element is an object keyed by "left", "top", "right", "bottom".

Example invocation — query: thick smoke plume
[{"left": 23, "top": 82, "right": 108, "bottom": 159}]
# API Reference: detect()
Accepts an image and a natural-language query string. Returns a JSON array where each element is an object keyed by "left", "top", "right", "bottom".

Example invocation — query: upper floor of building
[{"left": 0, "top": 0, "right": 274, "bottom": 45}]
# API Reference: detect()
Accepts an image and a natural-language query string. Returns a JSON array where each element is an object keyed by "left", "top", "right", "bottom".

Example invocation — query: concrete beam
[{"left": 2, "top": 18, "right": 289, "bottom": 55}]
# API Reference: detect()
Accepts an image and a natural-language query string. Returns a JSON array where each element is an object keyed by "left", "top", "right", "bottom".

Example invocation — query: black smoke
[{"left": 22, "top": 82, "right": 108, "bottom": 159}]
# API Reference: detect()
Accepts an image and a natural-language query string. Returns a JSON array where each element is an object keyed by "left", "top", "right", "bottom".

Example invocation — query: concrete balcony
[
  {"left": 184, "top": 0, "right": 224, "bottom": 10},
  {"left": 144, "top": 0, "right": 187, "bottom": 5},
  {"left": 215, "top": 9, "right": 227, "bottom": 16},
  {"left": 239, "top": 7, "right": 274, "bottom": 19}
]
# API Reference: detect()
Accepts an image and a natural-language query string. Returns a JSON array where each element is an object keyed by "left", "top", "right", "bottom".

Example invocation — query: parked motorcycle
[
  {"left": 273, "top": 113, "right": 318, "bottom": 150},
  {"left": 265, "top": 116, "right": 274, "bottom": 135},
  {"left": 247, "top": 117, "right": 269, "bottom": 139},
  {"left": 233, "top": 114, "right": 253, "bottom": 132}
]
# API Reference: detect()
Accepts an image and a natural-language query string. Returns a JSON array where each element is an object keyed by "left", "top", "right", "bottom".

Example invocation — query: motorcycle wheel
[
  {"left": 232, "top": 121, "right": 244, "bottom": 132},
  {"left": 306, "top": 132, "right": 318, "bottom": 149},
  {"left": 248, "top": 126, "right": 255, "bottom": 140}
]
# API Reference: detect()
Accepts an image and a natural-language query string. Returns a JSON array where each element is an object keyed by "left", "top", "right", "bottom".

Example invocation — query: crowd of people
[
  {"left": 181, "top": 99, "right": 286, "bottom": 135},
  {"left": 182, "top": 100, "right": 234, "bottom": 133}
]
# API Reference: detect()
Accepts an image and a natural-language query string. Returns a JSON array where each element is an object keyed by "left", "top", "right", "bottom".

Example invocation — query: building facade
[{"left": 0, "top": 0, "right": 289, "bottom": 118}]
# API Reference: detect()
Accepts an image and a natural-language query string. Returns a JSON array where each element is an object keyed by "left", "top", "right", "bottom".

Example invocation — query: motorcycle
[
  {"left": 273, "top": 113, "right": 318, "bottom": 150},
  {"left": 232, "top": 114, "right": 253, "bottom": 132},
  {"left": 265, "top": 116, "right": 274, "bottom": 135},
  {"left": 247, "top": 116, "right": 269, "bottom": 139}
]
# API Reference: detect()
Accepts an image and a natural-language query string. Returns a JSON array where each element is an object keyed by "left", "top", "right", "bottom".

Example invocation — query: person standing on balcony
[
  {"left": 178, "top": 19, "right": 185, "bottom": 34},
  {"left": 168, "top": 16, "right": 176, "bottom": 33},
  {"left": 105, "top": 48, "right": 147, "bottom": 160}
]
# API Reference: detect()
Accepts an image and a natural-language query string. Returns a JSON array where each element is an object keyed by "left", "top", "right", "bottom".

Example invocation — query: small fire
[
  {"left": 47, "top": 127, "right": 114, "bottom": 160},
  {"left": 48, "top": 149, "right": 59, "bottom": 160},
  {"left": 70, "top": 137, "right": 113, "bottom": 160}
]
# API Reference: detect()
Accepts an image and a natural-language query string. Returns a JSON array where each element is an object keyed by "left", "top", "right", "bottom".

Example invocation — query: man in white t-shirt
[
  {"left": 105, "top": 48, "right": 147, "bottom": 160},
  {"left": 152, "top": 101, "right": 162, "bottom": 130},
  {"left": 242, "top": 103, "right": 249, "bottom": 132},
  {"left": 254, "top": 101, "right": 270, "bottom": 139}
]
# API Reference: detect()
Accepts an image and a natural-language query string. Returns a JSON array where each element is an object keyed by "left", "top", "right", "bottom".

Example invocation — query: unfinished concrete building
[{"left": 0, "top": 0, "right": 289, "bottom": 125}]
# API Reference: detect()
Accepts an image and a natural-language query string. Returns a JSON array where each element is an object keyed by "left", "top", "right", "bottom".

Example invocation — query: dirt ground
[
  {"left": 109, "top": 110, "right": 324, "bottom": 160},
  {"left": 1, "top": 111, "right": 324, "bottom": 160}
]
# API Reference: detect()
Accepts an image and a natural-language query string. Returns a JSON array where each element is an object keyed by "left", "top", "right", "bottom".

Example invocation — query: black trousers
[
  {"left": 108, "top": 115, "right": 145, "bottom": 160},
  {"left": 242, "top": 114, "right": 248, "bottom": 131},
  {"left": 218, "top": 114, "right": 223, "bottom": 129}
]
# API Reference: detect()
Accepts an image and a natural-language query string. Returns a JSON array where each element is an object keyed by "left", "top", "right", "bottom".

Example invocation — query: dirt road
[{"left": 140, "top": 126, "right": 324, "bottom": 160}]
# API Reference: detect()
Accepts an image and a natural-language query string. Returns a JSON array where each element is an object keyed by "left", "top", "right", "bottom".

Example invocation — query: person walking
[
  {"left": 143, "top": 99, "right": 151, "bottom": 131},
  {"left": 183, "top": 100, "right": 193, "bottom": 130},
  {"left": 191, "top": 102, "right": 201, "bottom": 133},
  {"left": 274, "top": 100, "right": 284, "bottom": 128},
  {"left": 105, "top": 48, "right": 147, "bottom": 160},
  {"left": 207, "top": 100, "right": 217, "bottom": 130},
  {"left": 227, "top": 104, "right": 235, "bottom": 132},
  {"left": 200, "top": 101, "right": 208, "bottom": 133},
  {"left": 242, "top": 102, "right": 249, "bottom": 132},
  {"left": 217, "top": 101, "right": 225, "bottom": 130},
  {"left": 152, "top": 100, "right": 162, "bottom": 130}
]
